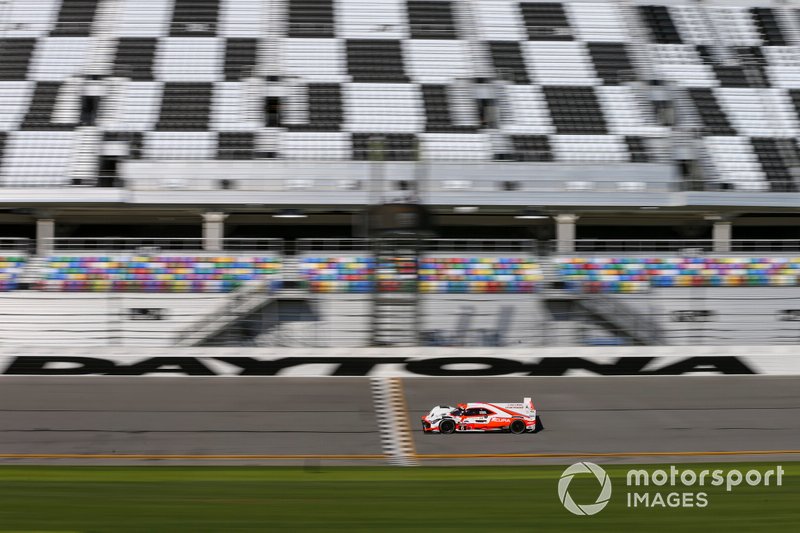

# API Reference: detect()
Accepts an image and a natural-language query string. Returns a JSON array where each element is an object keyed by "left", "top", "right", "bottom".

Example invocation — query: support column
[
  {"left": 203, "top": 212, "right": 227, "bottom": 252},
  {"left": 711, "top": 219, "right": 732, "bottom": 253},
  {"left": 36, "top": 218, "right": 55, "bottom": 257},
  {"left": 555, "top": 214, "right": 579, "bottom": 254}
]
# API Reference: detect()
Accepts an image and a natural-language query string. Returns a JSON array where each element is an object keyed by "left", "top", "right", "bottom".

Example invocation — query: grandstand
[{"left": 0, "top": 0, "right": 798, "bottom": 348}]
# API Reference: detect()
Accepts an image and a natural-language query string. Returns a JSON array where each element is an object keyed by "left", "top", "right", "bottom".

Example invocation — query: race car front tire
[
  {"left": 509, "top": 419, "right": 526, "bottom": 434},
  {"left": 439, "top": 419, "right": 456, "bottom": 434}
]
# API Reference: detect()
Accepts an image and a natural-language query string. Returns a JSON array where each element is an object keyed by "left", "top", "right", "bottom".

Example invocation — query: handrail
[
  {"left": 556, "top": 239, "right": 800, "bottom": 254},
  {"left": 46, "top": 238, "right": 284, "bottom": 253}
]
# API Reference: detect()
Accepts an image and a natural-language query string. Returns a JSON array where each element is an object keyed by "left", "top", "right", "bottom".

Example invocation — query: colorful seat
[{"left": 39, "top": 256, "right": 282, "bottom": 293}]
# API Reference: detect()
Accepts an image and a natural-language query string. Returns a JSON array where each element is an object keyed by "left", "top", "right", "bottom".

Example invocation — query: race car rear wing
[{"left": 494, "top": 397, "right": 536, "bottom": 416}]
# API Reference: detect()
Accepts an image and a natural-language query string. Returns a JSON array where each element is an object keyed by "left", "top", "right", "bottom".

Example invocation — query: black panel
[
  {"left": 625, "top": 136, "right": 650, "bottom": 163},
  {"left": 51, "top": 0, "right": 99, "bottom": 37},
  {"left": 510, "top": 135, "right": 553, "bottom": 161},
  {"left": 352, "top": 133, "right": 417, "bottom": 160},
  {"left": 687, "top": 88, "right": 736, "bottom": 136},
  {"left": 286, "top": 83, "right": 343, "bottom": 132},
  {"left": 488, "top": 41, "right": 530, "bottom": 84},
  {"left": 170, "top": 0, "right": 220, "bottom": 37},
  {"left": 789, "top": 89, "right": 800, "bottom": 122},
  {"left": 112, "top": 38, "right": 157, "bottom": 81},
  {"left": 0, "top": 39, "right": 36, "bottom": 81},
  {"left": 217, "top": 132, "right": 255, "bottom": 159},
  {"left": 0, "top": 132, "right": 7, "bottom": 165},
  {"left": 587, "top": 43, "right": 634, "bottom": 85},
  {"left": 542, "top": 86, "right": 607, "bottom": 134},
  {"left": 346, "top": 40, "right": 408, "bottom": 83},
  {"left": 751, "top": 8, "right": 786, "bottom": 46},
  {"left": 421, "top": 85, "right": 451, "bottom": 132},
  {"left": 519, "top": 2, "right": 572, "bottom": 41},
  {"left": 638, "top": 5, "right": 682, "bottom": 44},
  {"left": 751, "top": 138, "right": 798, "bottom": 192},
  {"left": 288, "top": 0, "right": 335, "bottom": 38},
  {"left": 407, "top": 1, "right": 457, "bottom": 39},
  {"left": 21, "top": 82, "right": 73, "bottom": 130},
  {"left": 309, "top": 83, "right": 343, "bottom": 131},
  {"left": 732, "top": 47, "right": 769, "bottom": 88},
  {"left": 712, "top": 65, "right": 752, "bottom": 88},
  {"left": 420, "top": 84, "right": 477, "bottom": 133},
  {"left": 103, "top": 131, "right": 144, "bottom": 159},
  {"left": 156, "top": 83, "right": 213, "bottom": 130},
  {"left": 224, "top": 38, "right": 257, "bottom": 81}
]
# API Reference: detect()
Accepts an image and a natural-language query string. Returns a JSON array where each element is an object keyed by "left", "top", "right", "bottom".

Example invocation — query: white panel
[
  {"left": 704, "top": 136, "right": 768, "bottom": 191},
  {"left": 596, "top": 86, "right": 663, "bottom": 136},
  {"left": 650, "top": 44, "right": 718, "bottom": 88},
  {"left": 28, "top": 38, "right": 90, "bottom": 81},
  {"left": 764, "top": 47, "right": 800, "bottom": 88},
  {"left": 500, "top": 85, "right": 554, "bottom": 135},
  {"left": 671, "top": 5, "right": 714, "bottom": 46},
  {"left": 419, "top": 133, "right": 491, "bottom": 160},
  {"left": 709, "top": 7, "right": 762, "bottom": 47},
  {"left": 219, "top": 0, "right": 263, "bottom": 37},
  {"left": 282, "top": 38, "right": 349, "bottom": 82},
  {"left": 0, "top": 131, "right": 75, "bottom": 186},
  {"left": 342, "top": 83, "right": 424, "bottom": 133},
  {"left": 104, "top": 82, "right": 164, "bottom": 132},
  {"left": 336, "top": 0, "right": 409, "bottom": 39},
  {"left": 716, "top": 88, "right": 800, "bottom": 137},
  {"left": 551, "top": 135, "right": 629, "bottom": 162},
  {"left": 473, "top": 0, "right": 525, "bottom": 41},
  {"left": 280, "top": 132, "right": 351, "bottom": 160},
  {"left": 567, "top": 2, "right": 629, "bottom": 42},
  {"left": 522, "top": 42, "right": 600, "bottom": 86},
  {"left": 155, "top": 38, "right": 225, "bottom": 82},
  {"left": 144, "top": 132, "right": 218, "bottom": 159},
  {"left": 763, "top": 46, "right": 800, "bottom": 67},
  {"left": 210, "top": 82, "right": 253, "bottom": 131},
  {"left": 2, "top": 0, "right": 61, "bottom": 37},
  {"left": 404, "top": 40, "right": 471, "bottom": 83},
  {"left": 116, "top": 0, "right": 174, "bottom": 37},
  {"left": 0, "top": 82, "right": 34, "bottom": 133},
  {"left": 767, "top": 67, "right": 800, "bottom": 89}
]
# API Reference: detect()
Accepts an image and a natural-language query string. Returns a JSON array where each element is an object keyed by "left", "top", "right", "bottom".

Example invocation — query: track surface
[{"left": 0, "top": 376, "right": 798, "bottom": 464}]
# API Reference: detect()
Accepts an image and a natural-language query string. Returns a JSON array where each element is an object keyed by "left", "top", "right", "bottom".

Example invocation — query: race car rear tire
[
  {"left": 439, "top": 419, "right": 456, "bottom": 434},
  {"left": 509, "top": 419, "right": 526, "bottom": 434}
]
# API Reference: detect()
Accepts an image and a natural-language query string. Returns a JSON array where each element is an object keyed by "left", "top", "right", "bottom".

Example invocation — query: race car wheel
[
  {"left": 439, "top": 419, "right": 456, "bottom": 434},
  {"left": 509, "top": 419, "right": 526, "bottom": 434}
]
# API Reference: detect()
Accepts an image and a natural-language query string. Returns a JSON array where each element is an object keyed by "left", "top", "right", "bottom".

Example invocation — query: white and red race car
[{"left": 421, "top": 397, "right": 542, "bottom": 434}]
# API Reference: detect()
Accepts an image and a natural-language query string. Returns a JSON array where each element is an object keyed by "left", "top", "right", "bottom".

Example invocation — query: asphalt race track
[
  {"left": 406, "top": 376, "right": 800, "bottom": 464},
  {"left": 0, "top": 376, "right": 799, "bottom": 465}
]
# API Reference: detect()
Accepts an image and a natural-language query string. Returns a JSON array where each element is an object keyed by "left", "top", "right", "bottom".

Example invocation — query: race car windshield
[{"left": 450, "top": 408, "right": 463, "bottom": 416}]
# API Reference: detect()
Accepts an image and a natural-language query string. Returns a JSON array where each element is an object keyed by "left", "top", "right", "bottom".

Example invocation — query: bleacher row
[
  {"left": 1, "top": 254, "right": 799, "bottom": 293},
  {"left": 0, "top": 0, "right": 800, "bottom": 191}
]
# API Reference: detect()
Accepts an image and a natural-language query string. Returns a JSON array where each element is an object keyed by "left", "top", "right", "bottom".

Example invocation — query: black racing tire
[
  {"left": 509, "top": 419, "right": 526, "bottom": 435},
  {"left": 439, "top": 418, "right": 456, "bottom": 434}
]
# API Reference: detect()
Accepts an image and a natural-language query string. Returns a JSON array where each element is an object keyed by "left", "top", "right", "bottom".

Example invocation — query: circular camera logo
[{"left": 558, "top": 462, "right": 612, "bottom": 516}]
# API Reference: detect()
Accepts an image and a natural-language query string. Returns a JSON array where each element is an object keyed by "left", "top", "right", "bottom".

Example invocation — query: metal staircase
[
  {"left": 370, "top": 238, "right": 421, "bottom": 346},
  {"left": 174, "top": 257, "right": 309, "bottom": 346},
  {"left": 16, "top": 256, "right": 48, "bottom": 289},
  {"left": 575, "top": 295, "right": 664, "bottom": 345},
  {"left": 540, "top": 255, "right": 664, "bottom": 346}
]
